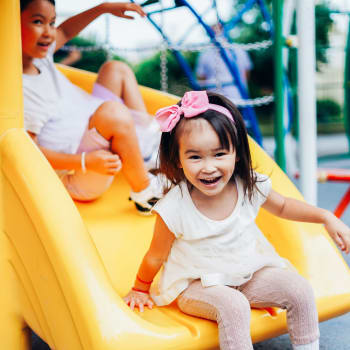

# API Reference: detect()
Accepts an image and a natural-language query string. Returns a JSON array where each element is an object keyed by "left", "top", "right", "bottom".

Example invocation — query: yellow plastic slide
[{"left": 1, "top": 2, "right": 350, "bottom": 349}]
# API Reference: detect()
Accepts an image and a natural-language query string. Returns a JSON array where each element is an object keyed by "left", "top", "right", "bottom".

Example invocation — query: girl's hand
[
  {"left": 103, "top": 2, "right": 146, "bottom": 20},
  {"left": 85, "top": 150, "right": 122, "bottom": 175},
  {"left": 123, "top": 290, "right": 154, "bottom": 312},
  {"left": 323, "top": 211, "right": 350, "bottom": 254}
]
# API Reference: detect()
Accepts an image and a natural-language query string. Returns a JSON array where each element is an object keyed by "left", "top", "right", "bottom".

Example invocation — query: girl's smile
[
  {"left": 21, "top": 0, "right": 56, "bottom": 72},
  {"left": 178, "top": 118, "right": 237, "bottom": 199}
]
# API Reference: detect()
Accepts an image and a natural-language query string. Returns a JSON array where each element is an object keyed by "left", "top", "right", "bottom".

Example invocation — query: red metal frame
[
  {"left": 295, "top": 168, "right": 350, "bottom": 218},
  {"left": 317, "top": 169, "right": 350, "bottom": 218}
]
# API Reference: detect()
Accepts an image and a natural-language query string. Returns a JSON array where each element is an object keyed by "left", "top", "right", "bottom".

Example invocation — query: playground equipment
[
  {"left": 2, "top": 1, "right": 350, "bottom": 349},
  {"left": 134, "top": 0, "right": 295, "bottom": 153},
  {"left": 62, "top": 0, "right": 294, "bottom": 152}
]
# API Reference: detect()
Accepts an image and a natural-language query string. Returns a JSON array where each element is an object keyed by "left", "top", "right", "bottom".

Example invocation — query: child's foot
[{"left": 129, "top": 173, "right": 164, "bottom": 215}]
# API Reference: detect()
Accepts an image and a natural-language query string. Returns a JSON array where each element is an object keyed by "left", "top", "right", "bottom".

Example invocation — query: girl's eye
[
  {"left": 50, "top": 22, "right": 56, "bottom": 27},
  {"left": 189, "top": 155, "right": 200, "bottom": 160},
  {"left": 33, "top": 19, "right": 43, "bottom": 24},
  {"left": 215, "top": 152, "right": 226, "bottom": 157}
]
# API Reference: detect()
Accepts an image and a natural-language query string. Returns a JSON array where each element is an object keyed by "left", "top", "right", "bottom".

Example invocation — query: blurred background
[{"left": 54, "top": 0, "right": 348, "bottom": 138}]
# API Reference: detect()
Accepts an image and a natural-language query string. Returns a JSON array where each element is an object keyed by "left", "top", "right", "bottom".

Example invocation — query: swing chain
[
  {"left": 61, "top": 40, "right": 272, "bottom": 54},
  {"left": 160, "top": 43, "right": 168, "bottom": 92},
  {"left": 232, "top": 94, "right": 274, "bottom": 107}
]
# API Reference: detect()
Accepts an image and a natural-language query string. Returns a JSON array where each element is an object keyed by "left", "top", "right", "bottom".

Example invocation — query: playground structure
[
  {"left": 1, "top": 1, "right": 350, "bottom": 349},
  {"left": 60, "top": 0, "right": 315, "bottom": 199}
]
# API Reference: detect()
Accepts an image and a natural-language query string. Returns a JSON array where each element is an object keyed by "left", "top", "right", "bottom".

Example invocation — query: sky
[{"left": 55, "top": 0, "right": 234, "bottom": 62}]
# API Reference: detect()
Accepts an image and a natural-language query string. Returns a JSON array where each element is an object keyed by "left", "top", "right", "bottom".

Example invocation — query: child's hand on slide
[
  {"left": 85, "top": 149, "right": 122, "bottom": 175},
  {"left": 324, "top": 212, "right": 350, "bottom": 254},
  {"left": 124, "top": 290, "right": 154, "bottom": 313}
]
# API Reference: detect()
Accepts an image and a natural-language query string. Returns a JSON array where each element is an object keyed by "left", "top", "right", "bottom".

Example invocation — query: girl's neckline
[
  {"left": 23, "top": 64, "right": 41, "bottom": 76},
  {"left": 181, "top": 178, "right": 242, "bottom": 223}
]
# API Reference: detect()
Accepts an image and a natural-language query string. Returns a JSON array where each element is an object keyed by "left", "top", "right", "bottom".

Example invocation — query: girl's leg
[
  {"left": 177, "top": 280, "right": 253, "bottom": 350},
  {"left": 89, "top": 100, "right": 149, "bottom": 192},
  {"left": 95, "top": 61, "right": 146, "bottom": 112},
  {"left": 239, "top": 267, "right": 320, "bottom": 348}
]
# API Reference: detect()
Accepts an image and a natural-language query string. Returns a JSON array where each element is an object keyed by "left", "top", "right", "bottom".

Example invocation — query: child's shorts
[
  {"left": 60, "top": 83, "right": 160, "bottom": 201},
  {"left": 59, "top": 126, "right": 114, "bottom": 201}
]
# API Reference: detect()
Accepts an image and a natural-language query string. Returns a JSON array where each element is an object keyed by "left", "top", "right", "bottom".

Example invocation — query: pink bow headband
[{"left": 155, "top": 91, "right": 233, "bottom": 132}]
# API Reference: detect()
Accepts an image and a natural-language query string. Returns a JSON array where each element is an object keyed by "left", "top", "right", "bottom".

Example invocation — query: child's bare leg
[
  {"left": 96, "top": 61, "right": 147, "bottom": 112},
  {"left": 89, "top": 101, "right": 149, "bottom": 192}
]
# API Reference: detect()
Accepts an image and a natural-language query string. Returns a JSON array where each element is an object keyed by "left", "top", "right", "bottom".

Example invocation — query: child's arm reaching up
[
  {"left": 262, "top": 189, "right": 350, "bottom": 254},
  {"left": 123, "top": 214, "right": 175, "bottom": 312},
  {"left": 55, "top": 2, "right": 146, "bottom": 51}
]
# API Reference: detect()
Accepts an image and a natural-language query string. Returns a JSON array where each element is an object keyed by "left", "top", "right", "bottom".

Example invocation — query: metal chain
[
  {"left": 60, "top": 42, "right": 274, "bottom": 106},
  {"left": 213, "top": 3, "right": 222, "bottom": 92},
  {"left": 159, "top": 0, "right": 168, "bottom": 92},
  {"left": 60, "top": 39, "right": 272, "bottom": 54},
  {"left": 214, "top": 47, "right": 222, "bottom": 92},
  {"left": 232, "top": 94, "right": 274, "bottom": 107},
  {"left": 160, "top": 43, "right": 168, "bottom": 92}
]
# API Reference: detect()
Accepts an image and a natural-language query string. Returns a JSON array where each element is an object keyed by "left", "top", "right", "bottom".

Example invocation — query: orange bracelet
[
  {"left": 136, "top": 275, "right": 153, "bottom": 285},
  {"left": 132, "top": 287, "right": 149, "bottom": 294}
]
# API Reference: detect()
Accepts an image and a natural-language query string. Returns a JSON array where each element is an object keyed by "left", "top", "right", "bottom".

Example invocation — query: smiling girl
[
  {"left": 21, "top": 0, "right": 162, "bottom": 213},
  {"left": 124, "top": 90, "right": 350, "bottom": 350}
]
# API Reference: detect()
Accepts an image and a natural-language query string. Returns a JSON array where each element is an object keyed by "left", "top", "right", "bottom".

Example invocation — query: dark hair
[
  {"left": 20, "top": 0, "right": 55, "bottom": 12},
  {"left": 158, "top": 91, "right": 258, "bottom": 201}
]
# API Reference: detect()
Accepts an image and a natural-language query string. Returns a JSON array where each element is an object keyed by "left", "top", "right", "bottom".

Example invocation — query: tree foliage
[
  {"left": 57, "top": 1, "right": 334, "bottom": 101},
  {"left": 54, "top": 36, "right": 126, "bottom": 73}
]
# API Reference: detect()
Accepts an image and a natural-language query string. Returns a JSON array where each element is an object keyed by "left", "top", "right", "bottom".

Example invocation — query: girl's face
[
  {"left": 178, "top": 118, "right": 237, "bottom": 198},
  {"left": 21, "top": 0, "right": 56, "bottom": 60}
]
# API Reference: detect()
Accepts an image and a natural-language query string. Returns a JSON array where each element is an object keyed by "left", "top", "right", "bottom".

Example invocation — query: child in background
[
  {"left": 124, "top": 91, "right": 350, "bottom": 350},
  {"left": 21, "top": 0, "right": 161, "bottom": 214}
]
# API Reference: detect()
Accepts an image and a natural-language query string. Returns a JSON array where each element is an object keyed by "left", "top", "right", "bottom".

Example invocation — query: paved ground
[{"left": 32, "top": 149, "right": 350, "bottom": 350}]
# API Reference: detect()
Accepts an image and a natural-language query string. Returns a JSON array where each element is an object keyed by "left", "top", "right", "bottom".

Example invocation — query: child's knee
[
  {"left": 214, "top": 289, "right": 251, "bottom": 321},
  {"left": 284, "top": 275, "right": 316, "bottom": 309},
  {"left": 100, "top": 60, "right": 133, "bottom": 78},
  {"left": 92, "top": 101, "right": 134, "bottom": 136}
]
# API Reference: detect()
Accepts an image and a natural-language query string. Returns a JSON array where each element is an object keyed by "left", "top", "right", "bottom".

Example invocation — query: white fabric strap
[
  {"left": 293, "top": 339, "right": 319, "bottom": 350},
  {"left": 81, "top": 152, "right": 87, "bottom": 174}
]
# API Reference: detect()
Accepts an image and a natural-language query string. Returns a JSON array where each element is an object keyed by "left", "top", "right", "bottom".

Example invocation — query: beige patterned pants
[{"left": 177, "top": 267, "right": 320, "bottom": 350}]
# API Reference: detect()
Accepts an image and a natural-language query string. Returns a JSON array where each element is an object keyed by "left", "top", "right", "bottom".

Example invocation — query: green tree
[
  {"left": 54, "top": 36, "right": 126, "bottom": 73},
  {"left": 134, "top": 50, "right": 198, "bottom": 96}
]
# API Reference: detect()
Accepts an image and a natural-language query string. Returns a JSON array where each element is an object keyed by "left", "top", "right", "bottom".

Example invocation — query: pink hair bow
[{"left": 155, "top": 91, "right": 233, "bottom": 132}]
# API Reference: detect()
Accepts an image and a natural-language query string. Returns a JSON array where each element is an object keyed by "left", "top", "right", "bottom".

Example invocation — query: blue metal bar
[
  {"left": 177, "top": 0, "right": 263, "bottom": 145},
  {"left": 224, "top": 0, "right": 257, "bottom": 32},
  {"left": 147, "top": 6, "right": 178, "bottom": 16},
  {"left": 177, "top": 3, "right": 213, "bottom": 46},
  {"left": 257, "top": 0, "right": 274, "bottom": 37},
  {"left": 137, "top": 0, "right": 201, "bottom": 90}
]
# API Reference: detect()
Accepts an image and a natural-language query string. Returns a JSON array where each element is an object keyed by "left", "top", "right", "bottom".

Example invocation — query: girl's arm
[
  {"left": 123, "top": 214, "right": 176, "bottom": 312},
  {"left": 262, "top": 189, "right": 350, "bottom": 254},
  {"left": 28, "top": 132, "right": 121, "bottom": 175},
  {"left": 55, "top": 2, "right": 146, "bottom": 51}
]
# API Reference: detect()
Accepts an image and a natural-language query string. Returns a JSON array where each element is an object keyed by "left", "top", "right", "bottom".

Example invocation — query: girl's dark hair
[
  {"left": 20, "top": 0, "right": 55, "bottom": 12},
  {"left": 158, "top": 91, "right": 258, "bottom": 201}
]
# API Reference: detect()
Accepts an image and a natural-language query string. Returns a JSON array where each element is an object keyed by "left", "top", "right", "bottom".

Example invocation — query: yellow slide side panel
[
  {"left": 58, "top": 64, "right": 350, "bottom": 344},
  {"left": 0, "top": 63, "right": 348, "bottom": 350},
  {"left": 0, "top": 0, "right": 23, "bottom": 134},
  {"left": 0, "top": 130, "right": 215, "bottom": 350}
]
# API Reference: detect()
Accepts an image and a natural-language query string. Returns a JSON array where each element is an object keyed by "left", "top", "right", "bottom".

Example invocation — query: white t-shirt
[
  {"left": 22, "top": 42, "right": 104, "bottom": 154},
  {"left": 196, "top": 45, "right": 252, "bottom": 102},
  {"left": 151, "top": 173, "right": 287, "bottom": 306}
]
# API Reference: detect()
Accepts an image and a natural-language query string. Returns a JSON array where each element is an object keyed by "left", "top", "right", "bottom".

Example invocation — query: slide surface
[
  {"left": 1, "top": 65, "right": 350, "bottom": 350},
  {"left": 1, "top": 2, "right": 350, "bottom": 347}
]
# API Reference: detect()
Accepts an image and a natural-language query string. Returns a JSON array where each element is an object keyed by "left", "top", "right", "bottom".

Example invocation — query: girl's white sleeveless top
[{"left": 151, "top": 173, "right": 288, "bottom": 306}]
